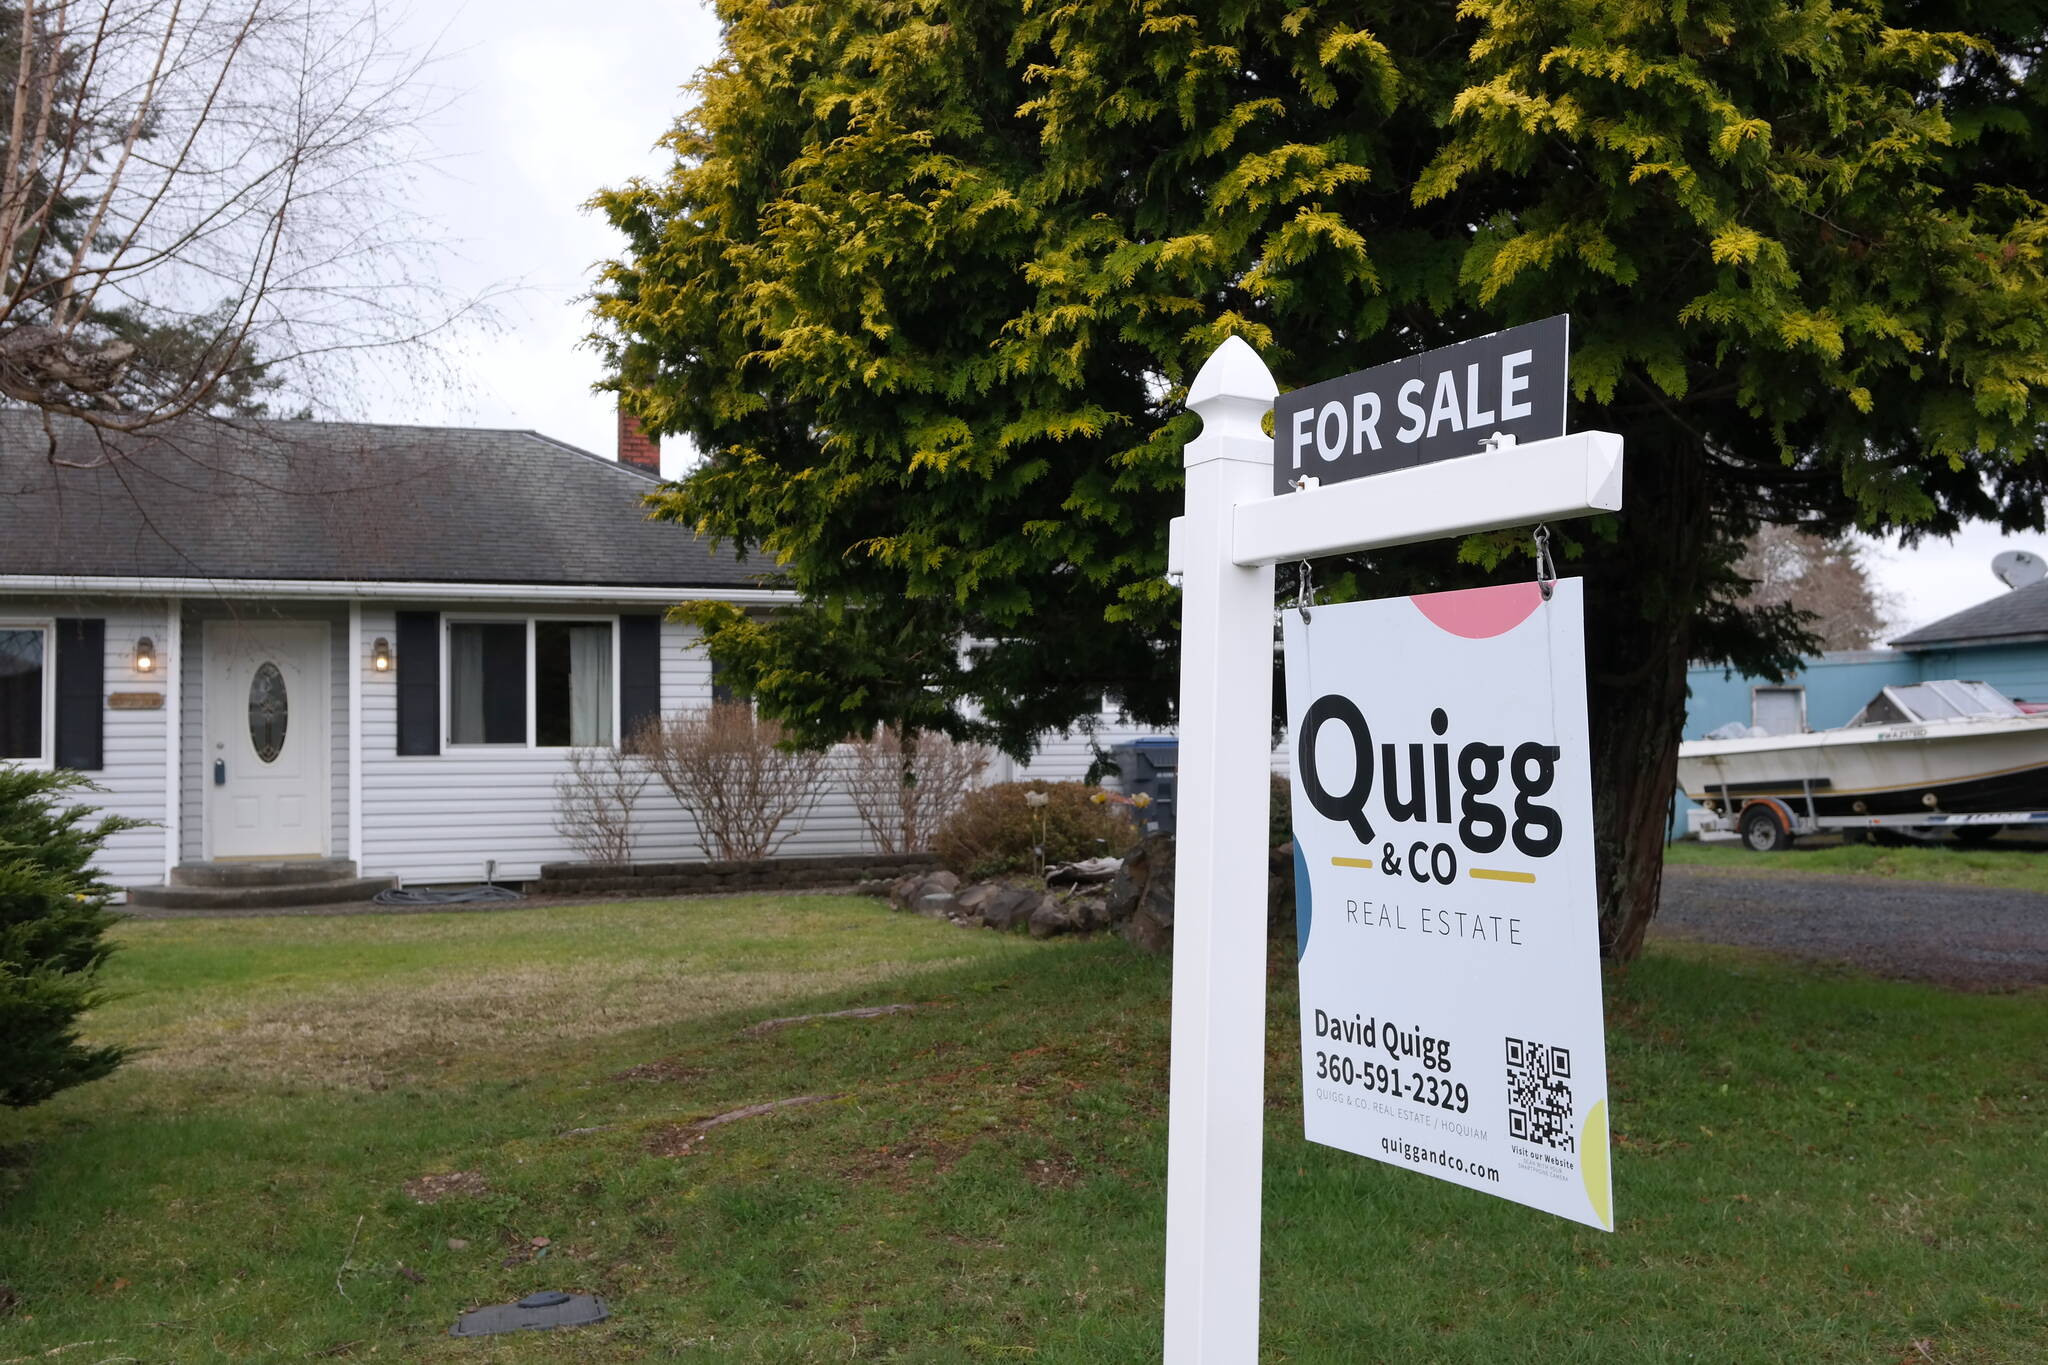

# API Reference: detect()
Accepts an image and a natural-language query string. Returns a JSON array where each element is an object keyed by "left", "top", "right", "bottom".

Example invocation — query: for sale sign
[
  {"left": 1283, "top": 579, "right": 1613, "bottom": 1230},
  {"left": 1271, "top": 315, "right": 1569, "bottom": 494}
]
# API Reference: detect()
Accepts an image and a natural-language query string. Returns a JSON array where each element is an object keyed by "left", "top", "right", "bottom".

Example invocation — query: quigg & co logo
[{"left": 1297, "top": 699, "right": 1561, "bottom": 885}]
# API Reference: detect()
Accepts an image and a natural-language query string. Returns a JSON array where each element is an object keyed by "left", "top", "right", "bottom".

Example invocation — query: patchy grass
[
  {"left": 1, "top": 896, "right": 2045, "bottom": 1362},
  {"left": 1667, "top": 836, "right": 2048, "bottom": 894}
]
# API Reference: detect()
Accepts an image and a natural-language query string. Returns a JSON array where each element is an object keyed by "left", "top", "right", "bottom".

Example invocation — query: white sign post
[{"left": 1163, "top": 336, "right": 1624, "bottom": 1362}]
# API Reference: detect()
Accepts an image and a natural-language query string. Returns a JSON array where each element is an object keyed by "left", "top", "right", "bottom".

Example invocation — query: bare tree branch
[{"left": 0, "top": 0, "right": 480, "bottom": 443}]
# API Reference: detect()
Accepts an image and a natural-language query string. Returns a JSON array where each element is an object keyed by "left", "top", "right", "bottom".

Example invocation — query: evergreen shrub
[
  {"left": 933, "top": 781, "right": 1133, "bottom": 880},
  {"left": 1, "top": 767, "right": 134, "bottom": 1108}
]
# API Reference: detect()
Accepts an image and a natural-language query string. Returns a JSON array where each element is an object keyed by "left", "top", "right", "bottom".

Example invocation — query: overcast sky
[{"left": 377, "top": 0, "right": 2039, "bottom": 639}]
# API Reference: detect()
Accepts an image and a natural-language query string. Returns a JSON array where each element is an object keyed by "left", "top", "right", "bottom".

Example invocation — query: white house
[{"left": 0, "top": 411, "right": 844, "bottom": 901}]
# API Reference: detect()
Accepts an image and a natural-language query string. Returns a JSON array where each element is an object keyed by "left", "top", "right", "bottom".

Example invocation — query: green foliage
[
  {"left": 594, "top": 1, "right": 2048, "bottom": 947},
  {"left": 931, "top": 781, "right": 1135, "bottom": 880},
  {"left": 598, "top": 0, "right": 2048, "bottom": 686},
  {"left": 0, "top": 766, "right": 135, "bottom": 1108}
]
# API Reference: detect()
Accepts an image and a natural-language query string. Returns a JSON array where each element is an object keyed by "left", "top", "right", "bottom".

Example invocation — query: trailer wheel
[
  {"left": 1739, "top": 804, "right": 1793, "bottom": 853},
  {"left": 1953, "top": 824, "right": 2005, "bottom": 846}
]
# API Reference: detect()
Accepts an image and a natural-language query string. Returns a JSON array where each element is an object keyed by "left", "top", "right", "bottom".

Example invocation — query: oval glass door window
[{"left": 248, "top": 661, "right": 288, "bottom": 762}]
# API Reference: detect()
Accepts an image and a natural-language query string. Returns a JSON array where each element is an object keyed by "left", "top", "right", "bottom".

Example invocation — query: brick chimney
[{"left": 617, "top": 406, "right": 661, "bottom": 475}]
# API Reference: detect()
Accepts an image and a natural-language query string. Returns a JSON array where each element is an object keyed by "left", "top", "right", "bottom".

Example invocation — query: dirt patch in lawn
[
  {"left": 609, "top": 1059, "right": 708, "bottom": 1085},
  {"left": 1023, "top": 1153, "right": 1084, "bottom": 1190},
  {"left": 646, "top": 1094, "right": 847, "bottom": 1157},
  {"left": 838, "top": 1137, "right": 971, "bottom": 1190},
  {"left": 403, "top": 1170, "right": 490, "bottom": 1204}
]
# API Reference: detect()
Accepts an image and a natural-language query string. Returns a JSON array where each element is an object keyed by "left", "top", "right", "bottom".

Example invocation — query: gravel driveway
[{"left": 1654, "top": 865, "right": 2048, "bottom": 991}]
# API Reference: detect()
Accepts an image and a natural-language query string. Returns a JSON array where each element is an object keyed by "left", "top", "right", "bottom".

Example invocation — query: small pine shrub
[
  {"left": 1, "top": 767, "right": 137, "bottom": 1108},
  {"left": 933, "top": 781, "right": 1135, "bottom": 880}
]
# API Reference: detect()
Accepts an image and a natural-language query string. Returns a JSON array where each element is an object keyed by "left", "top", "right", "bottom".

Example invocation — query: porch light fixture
[
  {"left": 133, "top": 636, "right": 156, "bottom": 672},
  {"left": 371, "top": 636, "right": 392, "bottom": 672}
]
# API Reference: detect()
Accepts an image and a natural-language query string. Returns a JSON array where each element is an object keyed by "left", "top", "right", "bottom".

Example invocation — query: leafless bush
[
  {"left": 843, "top": 725, "right": 991, "bottom": 855},
  {"left": 552, "top": 745, "right": 649, "bottom": 866},
  {"left": 635, "top": 705, "right": 827, "bottom": 862}
]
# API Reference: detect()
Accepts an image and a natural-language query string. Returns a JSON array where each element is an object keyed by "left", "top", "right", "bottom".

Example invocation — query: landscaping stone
[
  {"left": 1027, "top": 895, "right": 1077, "bottom": 939},
  {"left": 954, "top": 883, "right": 1002, "bottom": 917},
  {"left": 1107, "top": 836, "right": 1177, "bottom": 953},
  {"left": 888, "top": 864, "right": 1130, "bottom": 940},
  {"left": 980, "top": 887, "right": 1041, "bottom": 932},
  {"left": 1069, "top": 888, "right": 1113, "bottom": 932}
]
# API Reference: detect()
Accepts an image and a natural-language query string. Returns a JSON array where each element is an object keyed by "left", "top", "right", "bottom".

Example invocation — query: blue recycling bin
[{"left": 1111, "top": 737, "right": 1179, "bottom": 835}]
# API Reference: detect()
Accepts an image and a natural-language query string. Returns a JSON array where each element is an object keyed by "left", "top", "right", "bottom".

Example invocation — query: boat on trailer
[{"left": 1676, "top": 679, "right": 2048, "bottom": 850}]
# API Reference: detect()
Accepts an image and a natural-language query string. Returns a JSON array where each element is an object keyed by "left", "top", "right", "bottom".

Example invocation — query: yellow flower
[{"left": 1132, "top": 793, "right": 1153, "bottom": 808}]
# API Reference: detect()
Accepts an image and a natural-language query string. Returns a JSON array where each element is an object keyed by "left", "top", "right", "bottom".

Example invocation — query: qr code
[{"left": 1506, "top": 1037, "right": 1576, "bottom": 1151}]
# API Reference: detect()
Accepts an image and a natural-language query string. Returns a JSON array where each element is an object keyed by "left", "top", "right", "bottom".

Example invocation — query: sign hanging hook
[
  {"left": 1533, "top": 523, "right": 1557, "bottom": 601},
  {"left": 1294, "top": 558, "right": 1317, "bottom": 621}
]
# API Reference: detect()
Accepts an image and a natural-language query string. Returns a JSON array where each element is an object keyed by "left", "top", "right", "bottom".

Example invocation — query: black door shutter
[
  {"left": 53, "top": 618, "right": 104, "bottom": 771},
  {"left": 395, "top": 610, "right": 439, "bottom": 755},
  {"left": 618, "top": 614, "right": 661, "bottom": 746}
]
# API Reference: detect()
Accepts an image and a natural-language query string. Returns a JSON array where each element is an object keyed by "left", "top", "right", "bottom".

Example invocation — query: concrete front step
[
  {"left": 169, "top": 858, "right": 360, "bottom": 889},
  {"left": 128, "top": 876, "right": 396, "bottom": 912}
]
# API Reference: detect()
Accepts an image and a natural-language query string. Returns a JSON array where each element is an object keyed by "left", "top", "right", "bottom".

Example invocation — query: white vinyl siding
[
  {"left": 357, "top": 605, "right": 882, "bottom": 884},
  {"left": 12, "top": 590, "right": 1288, "bottom": 892},
  {"left": 2, "top": 598, "right": 171, "bottom": 887}
]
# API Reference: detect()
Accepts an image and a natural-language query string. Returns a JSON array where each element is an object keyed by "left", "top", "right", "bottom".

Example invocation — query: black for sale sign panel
[{"left": 1271, "top": 315, "right": 1569, "bottom": 494}]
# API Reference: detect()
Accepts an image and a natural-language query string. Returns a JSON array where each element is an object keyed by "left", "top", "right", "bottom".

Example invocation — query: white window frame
[
  {"left": 441, "top": 612, "right": 622, "bottom": 750},
  {"left": 1749, "top": 684, "right": 1807, "bottom": 735},
  {"left": 0, "top": 618, "right": 57, "bottom": 769}
]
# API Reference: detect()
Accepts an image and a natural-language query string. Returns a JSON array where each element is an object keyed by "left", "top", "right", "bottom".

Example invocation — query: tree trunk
[
  {"left": 1584, "top": 417, "right": 1714, "bottom": 960},
  {"left": 895, "top": 729, "right": 920, "bottom": 856}
]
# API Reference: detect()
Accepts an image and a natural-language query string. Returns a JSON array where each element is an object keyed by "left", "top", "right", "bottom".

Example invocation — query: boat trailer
[{"left": 1691, "top": 777, "right": 2048, "bottom": 852}]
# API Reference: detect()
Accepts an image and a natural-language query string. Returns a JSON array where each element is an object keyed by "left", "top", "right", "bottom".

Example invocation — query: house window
[
  {"left": 535, "top": 621, "right": 614, "bottom": 747},
  {"left": 447, "top": 618, "right": 615, "bottom": 748},
  {"left": 0, "top": 623, "right": 53, "bottom": 764}
]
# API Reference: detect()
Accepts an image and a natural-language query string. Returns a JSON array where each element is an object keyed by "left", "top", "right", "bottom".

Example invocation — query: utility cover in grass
[{"left": 449, "top": 1291, "right": 609, "bottom": 1337}]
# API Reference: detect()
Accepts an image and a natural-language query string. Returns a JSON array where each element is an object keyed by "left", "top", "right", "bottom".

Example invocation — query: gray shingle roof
[
  {"left": 1890, "top": 580, "right": 2048, "bottom": 650},
  {"left": 0, "top": 411, "right": 764, "bottom": 590}
]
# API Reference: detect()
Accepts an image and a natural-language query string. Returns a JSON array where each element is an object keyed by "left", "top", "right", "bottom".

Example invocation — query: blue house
[{"left": 1675, "top": 580, "right": 2048, "bottom": 832}]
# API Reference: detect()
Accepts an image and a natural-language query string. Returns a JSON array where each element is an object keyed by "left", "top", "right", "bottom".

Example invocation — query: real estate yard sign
[{"left": 1283, "top": 578, "right": 1614, "bottom": 1231}]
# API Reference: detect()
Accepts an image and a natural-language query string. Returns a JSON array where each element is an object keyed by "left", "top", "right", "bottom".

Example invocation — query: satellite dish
[{"left": 1992, "top": 550, "right": 2047, "bottom": 590}]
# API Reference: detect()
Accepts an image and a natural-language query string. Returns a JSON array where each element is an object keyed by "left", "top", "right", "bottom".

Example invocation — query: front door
[{"left": 205, "top": 621, "right": 330, "bottom": 859}]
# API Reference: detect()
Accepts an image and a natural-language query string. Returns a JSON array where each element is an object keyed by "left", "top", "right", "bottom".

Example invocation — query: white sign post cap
[{"left": 1185, "top": 336, "right": 1278, "bottom": 466}]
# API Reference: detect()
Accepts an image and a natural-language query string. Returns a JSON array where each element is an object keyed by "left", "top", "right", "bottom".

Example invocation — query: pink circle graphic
[{"left": 1407, "top": 581, "right": 1545, "bottom": 639}]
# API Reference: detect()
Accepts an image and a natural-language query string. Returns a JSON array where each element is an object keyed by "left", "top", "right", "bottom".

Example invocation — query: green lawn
[
  {"left": 1667, "top": 836, "right": 2048, "bottom": 893},
  {"left": 2, "top": 895, "right": 2044, "bottom": 1362}
]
